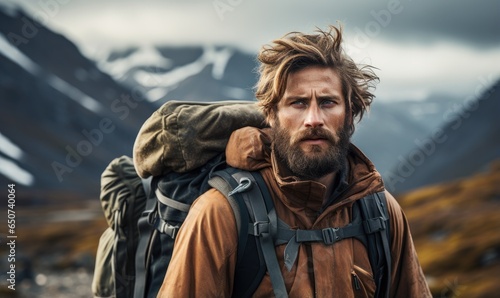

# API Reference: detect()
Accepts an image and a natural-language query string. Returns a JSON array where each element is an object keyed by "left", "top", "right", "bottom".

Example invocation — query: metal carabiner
[{"left": 228, "top": 177, "right": 252, "bottom": 196}]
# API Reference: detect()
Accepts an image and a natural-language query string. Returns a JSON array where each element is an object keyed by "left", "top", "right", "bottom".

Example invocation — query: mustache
[{"left": 294, "top": 127, "right": 337, "bottom": 144}]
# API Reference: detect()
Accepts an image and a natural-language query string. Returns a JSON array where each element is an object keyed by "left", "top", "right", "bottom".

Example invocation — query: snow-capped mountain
[{"left": 96, "top": 44, "right": 257, "bottom": 103}]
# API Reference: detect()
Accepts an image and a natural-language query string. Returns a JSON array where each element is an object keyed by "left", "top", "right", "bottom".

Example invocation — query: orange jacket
[{"left": 157, "top": 127, "right": 431, "bottom": 297}]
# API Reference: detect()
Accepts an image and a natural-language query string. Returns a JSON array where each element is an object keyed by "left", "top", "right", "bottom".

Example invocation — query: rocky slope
[{"left": 398, "top": 160, "right": 500, "bottom": 297}]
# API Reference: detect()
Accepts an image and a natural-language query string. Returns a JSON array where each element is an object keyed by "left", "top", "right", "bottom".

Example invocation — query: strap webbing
[
  {"left": 140, "top": 177, "right": 152, "bottom": 201},
  {"left": 278, "top": 223, "right": 367, "bottom": 271},
  {"left": 358, "top": 192, "right": 391, "bottom": 298},
  {"left": 232, "top": 171, "right": 288, "bottom": 298},
  {"left": 155, "top": 188, "right": 190, "bottom": 212},
  {"left": 134, "top": 178, "right": 156, "bottom": 298},
  {"left": 376, "top": 193, "right": 391, "bottom": 298},
  {"left": 209, "top": 172, "right": 249, "bottom": 266}
]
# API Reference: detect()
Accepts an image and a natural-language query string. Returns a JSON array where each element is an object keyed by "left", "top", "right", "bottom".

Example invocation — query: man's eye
[
  {"left": 321, "top": 99, "right": 336, "bottom": 107},
  {"left": 291, "top": 100, "right": 307, "bottom": 107}
]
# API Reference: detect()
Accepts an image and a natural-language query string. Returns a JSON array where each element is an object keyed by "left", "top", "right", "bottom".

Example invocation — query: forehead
[{"left": 284, "top": 66, "right": 343, "bottom": 97}]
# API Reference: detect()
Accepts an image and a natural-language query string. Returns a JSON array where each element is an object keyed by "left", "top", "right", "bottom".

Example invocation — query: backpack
[
  {"left": 92, "top": 155, "right": 148, "bottom": 298},
  {"left": 91, "top": 100, "right": 391, "bottom": 298}
]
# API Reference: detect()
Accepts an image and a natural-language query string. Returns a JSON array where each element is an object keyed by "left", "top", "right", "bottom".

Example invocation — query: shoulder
[
  {"left": 382, "top": 190, "right": 414, "bottom": 243},
  {"left": 383, "top": 190, "right": 405, "bottom": 219},
  {"left": 160, "top": 188, "right": 240, "bottom": 297},
  {"left": 188, "top": 188, "right": 238, "bottom": 225},
  {"left": 176, "top": 188, "right": 239, "bottom": 256}
]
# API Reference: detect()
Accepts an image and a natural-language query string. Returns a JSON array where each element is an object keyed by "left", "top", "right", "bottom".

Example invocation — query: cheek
[
  {"left": 276, "top": 109, "right": 298, "bottom": 128},
  {"left": 328, "top": 108, "right": 347, "bottom": 128},
  {"left": 333, "top": 115, "right": 345, "bottom": 128}
]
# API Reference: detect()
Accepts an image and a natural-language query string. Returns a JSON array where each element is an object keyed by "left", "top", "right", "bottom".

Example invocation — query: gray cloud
[
  {"left": 262, "top": 0, "right": 500, "bottom": 48},
  {"left": 10, "top": 0, "right": 500, "bottom": 49},
  {"left": 375, "top": 0, "right": 500, "bottom": 48}
]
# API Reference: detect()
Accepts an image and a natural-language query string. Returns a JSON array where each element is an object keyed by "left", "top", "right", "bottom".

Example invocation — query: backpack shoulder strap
[
  {"left": 209, "top": 169, "right": 287, "bottom": 298},
  {"left": 355, "top": 191, "right": 391, "bottom": 298},
  {"left": 208, "top": 169, "right": 248, "bottom": 264},
  {"left": 141, "top": 177, "right": 152, "bottom": 201},
  {"left": 134, "top": 177, "right": 155, "bottom": 298}
]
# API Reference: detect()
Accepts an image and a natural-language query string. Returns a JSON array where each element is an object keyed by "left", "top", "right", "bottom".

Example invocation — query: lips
[
  {"left": 299, "top": 134, "right": 331, "bottom": 147},
  {"left": 301, "top": 138, "right": 328, "bottom": 145},
  {"left": 301, "top": 136, "right": 326, "bottom": 141},
  {"left": 299, "top": 132, "right": 331, "bottom": 143},
  {"left": 304, "top": 136, "right": 326, "bottom": 140}
]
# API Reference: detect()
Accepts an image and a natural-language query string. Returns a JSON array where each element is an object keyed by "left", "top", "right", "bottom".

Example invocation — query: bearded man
[{"left": 157, "top": 25, "right": 431, "bottom": 297}]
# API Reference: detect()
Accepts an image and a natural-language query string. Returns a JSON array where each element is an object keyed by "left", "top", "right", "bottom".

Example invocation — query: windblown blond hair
[{"left": 255, "top": 25, "right": 379, "bottom": 135}]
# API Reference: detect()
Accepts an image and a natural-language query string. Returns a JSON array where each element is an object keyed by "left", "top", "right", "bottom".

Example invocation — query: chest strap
[{"left": 248, "top": 207, "right": 387, "bottom": 272}]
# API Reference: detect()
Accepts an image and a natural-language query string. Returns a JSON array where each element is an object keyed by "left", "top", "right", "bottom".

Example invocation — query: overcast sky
[{"left": 6, "top": 0, "right": 500, "bottom": 102}]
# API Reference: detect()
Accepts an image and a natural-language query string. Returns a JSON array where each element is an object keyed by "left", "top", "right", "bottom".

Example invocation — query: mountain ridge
[
  {"left": 388, "top": 79, "right": 500, "bottom": 194},
  {"left": 0, "top": 6, "right": 498, "bottom": 202}
]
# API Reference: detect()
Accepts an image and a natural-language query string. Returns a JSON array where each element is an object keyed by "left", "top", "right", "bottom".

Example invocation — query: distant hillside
[
  {"left": 398, "top": 160, "right": 500, "bottom": 297},
  {"left": 388, "top": 80, "right": 500, "bottom": 194}
]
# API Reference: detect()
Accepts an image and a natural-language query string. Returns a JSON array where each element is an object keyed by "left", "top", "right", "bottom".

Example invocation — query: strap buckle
[
  {"left": 322, "top": 227, "right": 341, "bottom": 245},
  {"left": 252, "top": 221, "right": 270, "bottom": 236},
  {"left": 363, "top": 217, "right": 386, "bottom": 234},
  {"left": 157, "top": 219, "right": 180, "bottom": 239}
]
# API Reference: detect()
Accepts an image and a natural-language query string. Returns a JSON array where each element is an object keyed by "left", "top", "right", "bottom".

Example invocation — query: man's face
[{"left": 272, "top": 66, "right": 350, "bottom": 180}]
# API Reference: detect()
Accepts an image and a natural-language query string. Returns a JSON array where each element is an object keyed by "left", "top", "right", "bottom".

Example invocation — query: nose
[{"left": 304, "top": 104, "right": 323, "bottom": 128}]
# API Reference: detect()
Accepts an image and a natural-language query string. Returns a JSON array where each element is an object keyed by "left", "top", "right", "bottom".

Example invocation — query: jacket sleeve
[
  {"left": 157, "top": 188, "right": 238, "bottom": 298},
  {"left": 385, "top": 190, "right": 432, "bottom": 298}
]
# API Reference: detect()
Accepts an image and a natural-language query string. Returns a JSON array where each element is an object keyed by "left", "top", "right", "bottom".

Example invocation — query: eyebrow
[
  {"left": 283, "top": 94, "right": 343, "bottom": 102},
  {"left": 317, "top": 95, "right": 342, "bottom": 101}
]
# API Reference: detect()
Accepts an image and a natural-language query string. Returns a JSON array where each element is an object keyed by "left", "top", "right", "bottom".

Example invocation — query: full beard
[{"left": 272, "top": 123, "right": 350, "bottom": 180}]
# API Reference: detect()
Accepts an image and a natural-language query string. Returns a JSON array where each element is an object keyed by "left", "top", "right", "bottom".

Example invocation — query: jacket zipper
[{"left": 316, "top": 173, "right": 383, "bottom": 224}]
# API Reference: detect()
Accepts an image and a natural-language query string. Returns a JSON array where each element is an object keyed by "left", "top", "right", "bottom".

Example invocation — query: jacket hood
[{"left": 226, "top": 126, "right": 272, "bottom": 171}]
